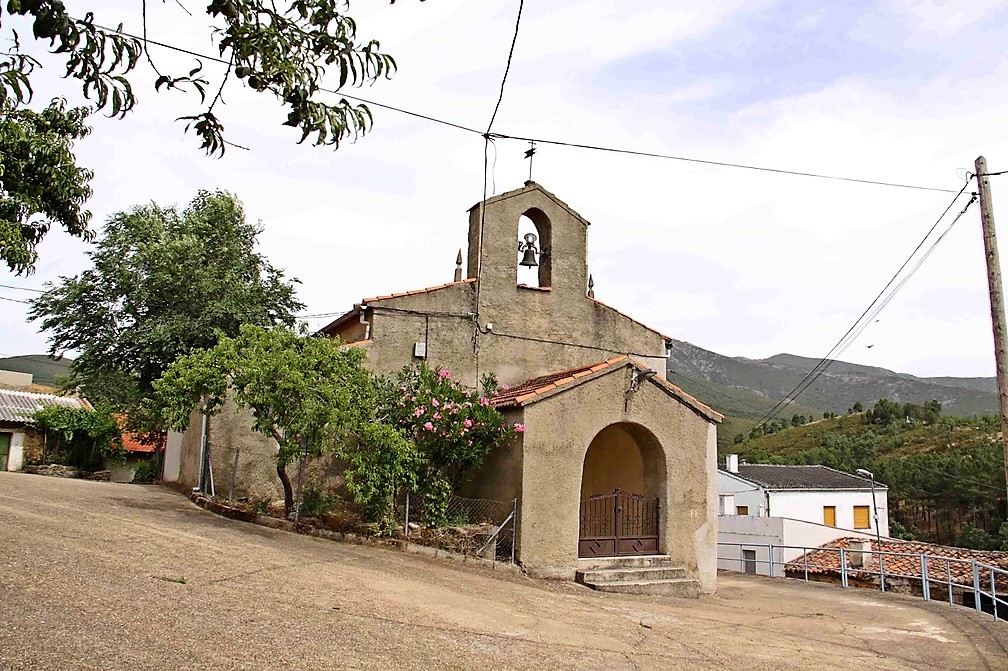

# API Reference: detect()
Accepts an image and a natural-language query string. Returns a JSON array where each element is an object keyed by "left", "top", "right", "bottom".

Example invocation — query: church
[{"left": 317, "top": 181, "right": 723, "bottom": 591}]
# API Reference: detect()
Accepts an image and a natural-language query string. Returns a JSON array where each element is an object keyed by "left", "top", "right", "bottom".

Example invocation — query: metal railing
[
  {"left": 717, "top": 542, "right": 1007, "bottom": 622},
  {"left": 403, "top": 493, "right": 518, "bottom": 564}
]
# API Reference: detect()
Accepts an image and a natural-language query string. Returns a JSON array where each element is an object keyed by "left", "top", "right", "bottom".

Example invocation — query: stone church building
[
  {"left": 167, "top": 181, "right": 722, "bottom": 593},
  {"left": 319, "top": 181, "right": 722, "bottom": 591}
]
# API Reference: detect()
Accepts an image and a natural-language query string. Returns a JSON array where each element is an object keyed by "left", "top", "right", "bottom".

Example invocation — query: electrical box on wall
[{"left": 414, "top": 342, "right": 427, "bottom": 358}]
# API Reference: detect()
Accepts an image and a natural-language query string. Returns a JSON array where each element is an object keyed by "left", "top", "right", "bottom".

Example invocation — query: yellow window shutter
[
  {"left": 854, "top": 506, "right": 871, "bottom": 529},
  {"left": 823, "top": 506, "right": 836, "bottom": 527}
]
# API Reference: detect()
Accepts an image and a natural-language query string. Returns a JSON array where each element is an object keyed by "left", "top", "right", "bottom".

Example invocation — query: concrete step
[
  {"left": 576, "top": 555, "right": 678, "bottom": 571},
  {"left": 576, "top": 565, "right": 687, "bottom": 584},
  {"left": 580, "top": 577, "right": 700, "bottom": 598}
]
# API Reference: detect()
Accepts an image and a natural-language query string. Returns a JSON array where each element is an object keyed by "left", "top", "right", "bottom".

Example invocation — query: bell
[{"left": 519, "top": 247, "right": 539, "bottom": 267}]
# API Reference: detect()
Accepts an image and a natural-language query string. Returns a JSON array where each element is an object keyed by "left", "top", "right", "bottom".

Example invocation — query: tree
[
  {"left": 154, "top": 324, "right": 414, "bottom": 518},
  {"left": 33, "top": 402, "right": 122, "bottom": 470},
  {"left": 28, "top": 190, "right": 302, "bottom": 419},
  {"left": 376, "top": 364, "right": 519, "bottom": 525},
  {"left": 0, "top": 99, "right": 93, "bottom": 273},
  {"left": 1, "top": 1, "right": 410, "bottom": 272}
]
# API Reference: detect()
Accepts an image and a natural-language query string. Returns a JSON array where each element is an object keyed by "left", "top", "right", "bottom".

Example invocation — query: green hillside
[
  {"left": 729, "top": 402, "right": 1007, "bottom": 550},
  {"left": 0, "top": 355, "right": 71, "bottom": 387}
]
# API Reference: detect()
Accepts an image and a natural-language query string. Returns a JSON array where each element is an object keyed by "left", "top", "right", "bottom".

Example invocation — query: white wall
[
  {"left": 7, "top": 431, "right": 25, "bottom": 471},
  {"left": 769, "top": 489, "right": 889, "bottom": 537},
  {"left": 717, "top": 471, "right": 766, "bottom": 516},
  {"left": 718, "top": 515, "right": 884, "bottom": 575},
  {"left": 163, "top": 431, "right": 183, "bottom": 482}
]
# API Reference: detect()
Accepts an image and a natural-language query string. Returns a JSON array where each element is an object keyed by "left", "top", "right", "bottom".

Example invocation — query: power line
[
  {"left": 487, "top": 132, "right": 960, "bottom": 194},
  {"left": 97, "top": 21, "right": 961, "bottom": 195},
  {"left": 0, "top": 295, "right": 30, "bottom": 304},
  {"left": 0, "top": 283, "right": 43, "bottom": 293},
  {"left": 750, "top": 180, "right": 976, "bottom": 433}
]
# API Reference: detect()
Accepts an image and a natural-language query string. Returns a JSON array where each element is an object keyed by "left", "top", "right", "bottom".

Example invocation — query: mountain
[
  {"left": 0, "top": 355, "right": 71, "bottom": 387},
  {"left": 664, "top": 339, "right": 999, "bottom": 448}
]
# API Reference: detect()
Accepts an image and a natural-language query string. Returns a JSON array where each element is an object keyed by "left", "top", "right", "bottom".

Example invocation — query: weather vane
[{"left": 524, "top": 140, "right": 536, "bottom": 181}]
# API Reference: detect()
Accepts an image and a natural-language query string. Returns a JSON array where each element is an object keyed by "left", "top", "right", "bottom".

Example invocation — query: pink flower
[
  {"left": 479, "top": 397, "right": 490, "bottom": 407},
  {"left": 501, "top": 384, "right": 510, "bottom": 391},
  {"left": 513, "top": 423, "right": 525, "bottom": 433},
  {"left": 413, "top": 407, "right": 425, "bottom": 418},
  {"left": 423, "top": 421, "right": 434, "bottom": 431},
  {"left": 468, "top": 439, "right": 473, "bottom": 446},
  {"left": 437, "top": 369, "right": 451, "bottom": 379},
  {"left": 432, "top": 398, "right": 440, "bottom": 407},
  {"left": 463, "top": 419, "right": 473, "bottom": 428},
  {"left": 433, "top": 412, "right": 441, "bottom": 420}
]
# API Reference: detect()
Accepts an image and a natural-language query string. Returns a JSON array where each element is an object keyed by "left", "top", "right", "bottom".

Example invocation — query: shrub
[{"left": 132, "top": 459, "right": 159, "bottom": 483}]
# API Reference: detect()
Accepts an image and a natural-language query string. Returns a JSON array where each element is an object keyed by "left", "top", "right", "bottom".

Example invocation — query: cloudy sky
[{"left": 2, "top": 0, "right": 1007, "bottom": 379}]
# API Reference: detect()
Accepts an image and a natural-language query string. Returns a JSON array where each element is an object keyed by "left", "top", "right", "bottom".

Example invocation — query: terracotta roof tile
[
  {"left": 361, "top": 277, "right": 476, "bottom": 304},
  {"left": 489, "top": 358, "right": 631, "bottom": 409},
  {"left": 785, "top": 537, "right": 1008, "bottom": 590},
  {"left": 339, "top": 339, "right": 372, "bottom": 349}
]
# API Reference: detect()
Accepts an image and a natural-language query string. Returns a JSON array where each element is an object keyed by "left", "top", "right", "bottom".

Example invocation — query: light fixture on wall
[{"left": 518, "top": 232, "right": 539, "bottom": 268}]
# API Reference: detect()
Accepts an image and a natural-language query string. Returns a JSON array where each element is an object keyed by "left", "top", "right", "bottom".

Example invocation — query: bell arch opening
[
  {"left": 578, "top": 422, "right": 666, "bottom": 558},
  {"left": 516, "top": 208, "right": 551, "bottom": 288}
]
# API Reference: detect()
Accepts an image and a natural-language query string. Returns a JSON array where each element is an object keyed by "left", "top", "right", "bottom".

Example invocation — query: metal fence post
[
  {"left": 404, "top": 491, "right": 410, "bottom": 538},
  {"left": 972, "top": 561, "right": 981, "bottom": 613},
  {"left": 947, "top": 558, "right": 954, "bottom": 605},
  {"left": 511, "top": 497, "right": 517, "bottom": 565},
  {"left": 804, "top": 548, "right": 809, "bottom": 582},
  {"left": 768, "top": 543, "right": 775, "bottom": 578},
  {"left": 920, "top": 554, "right": 930, "bottom": 602},
  {"left": 879, "top": 551, "right": 886, "bottom": 593},
  {"left": 840, "top": 548, "right": 848, "bottom": 588},
  {"left": 993, "top": 569, "right": 999, "bottom": 621},
  {"left": 228, "top": 445, "right": 240, "bottom": 504}
]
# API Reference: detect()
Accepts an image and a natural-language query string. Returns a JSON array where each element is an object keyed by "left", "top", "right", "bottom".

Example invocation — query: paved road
[{"left": 1, "top": 472, "right": 1005, "bottom": 670}]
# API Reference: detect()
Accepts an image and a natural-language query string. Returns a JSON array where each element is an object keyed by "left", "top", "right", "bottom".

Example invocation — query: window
[
  {"left": 823, "top": 506, "right": 836, "bottom": 527},
  {"left": 736, "top": 505, "right": 749, "bottom": 516},
  {"left": 854, "top": 505, "right": 871, "bottom": 529}
]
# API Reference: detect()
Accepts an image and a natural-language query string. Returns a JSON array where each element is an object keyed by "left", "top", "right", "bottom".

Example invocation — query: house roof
[
  {"left": 490, "top": 356, "right": 723, "bottom": 423},
  {"left": 721, "top": 464, "right": 886, "bottom": 491},
  {"left": 468, "top": 181, "right": 591, "bottom": 229},
  {"left": 785, "top": 537, "right": 1008, "bottom": 589},
  {"left": 0, "top": 389, "right": 91, "bottom": 423}
]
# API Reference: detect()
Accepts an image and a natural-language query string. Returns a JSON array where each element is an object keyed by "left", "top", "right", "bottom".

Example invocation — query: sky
[{"left": 2, "top": 0, "right": 1008, "bottom": 379}]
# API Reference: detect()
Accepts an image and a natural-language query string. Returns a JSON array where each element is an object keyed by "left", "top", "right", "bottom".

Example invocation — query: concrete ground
[{"left": 1, "top": 472, "right": 1005, "bottom": 671}]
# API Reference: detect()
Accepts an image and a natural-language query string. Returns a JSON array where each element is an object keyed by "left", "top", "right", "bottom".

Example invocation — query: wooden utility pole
[{"left": 976, "top": 155, "right": 1008, "bottom": 498}]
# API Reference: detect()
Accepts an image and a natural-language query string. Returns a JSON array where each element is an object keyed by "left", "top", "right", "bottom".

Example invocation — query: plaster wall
[
  {"left": 770, "top": 489, "right": 889, "bottom": 537},
  {"left": 5, "top": 430, "right": 24, "bottom": 470},
  {"left": 580, "top": 424, "right": 645, "bottom": 499},
  {"left": 717, "top": 471, "right": 767, "bottom": 516},
  {"left": 516, "top": 365, "right": 717, "bottom": 593},
  {"left": 341, "top": 184, "right": 668, "bottom": 389},
  {"left": 717, "top": 515, "right": 883, "bottom": 575},
  {"left": 163, "top": 431, "right": 183, "bottom": 482}
]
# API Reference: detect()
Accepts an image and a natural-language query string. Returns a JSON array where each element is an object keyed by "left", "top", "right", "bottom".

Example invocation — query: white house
[
  {"left": 718, "top": 455, "right": 889, "bottom": 536},
  {"left": 717, "top": 455, "right": 890, "bottom": 576}
]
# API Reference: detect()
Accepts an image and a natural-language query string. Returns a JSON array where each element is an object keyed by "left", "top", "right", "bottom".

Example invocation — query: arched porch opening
[{"left": 578, "top": 422, "right": 666, "bottom": 558}]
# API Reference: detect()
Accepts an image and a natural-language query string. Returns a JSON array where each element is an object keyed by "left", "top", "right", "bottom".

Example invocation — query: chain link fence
[
  {"left": 194, "top": 439, "right": 519, "bottom": 564},
  {"left": 402, "top": 493, "right": 518, "bottom": 563}
]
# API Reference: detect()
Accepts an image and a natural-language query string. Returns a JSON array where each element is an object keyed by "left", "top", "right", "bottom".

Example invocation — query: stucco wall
[
  {"left": 770, "top": 489, "right": 889, "bottom": 537},
  {"left": 516, "top": 364, "right": 717, "bottom": 592},
  {"left": 718, "top": 471, "right": 767, "bottom": 516},
  {"left": 580, "top": 424, "right": 645, "bottom": 499}
]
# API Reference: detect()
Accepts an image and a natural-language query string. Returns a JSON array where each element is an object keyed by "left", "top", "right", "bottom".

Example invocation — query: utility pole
[{"left": 975, "top": 155, "right": 1008, "bottom": 499}]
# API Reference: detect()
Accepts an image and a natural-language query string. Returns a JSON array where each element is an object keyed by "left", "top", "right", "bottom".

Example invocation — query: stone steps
[{"left": 575, "top": 555, "right": 699, "bottom": 598}]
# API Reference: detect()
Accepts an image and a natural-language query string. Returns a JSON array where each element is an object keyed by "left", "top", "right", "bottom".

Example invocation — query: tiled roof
[
  {"left": 785, "top": 537, "right": 1008, "bottom": 589},
  {"left": 362, "top": 277, "right": 476, "bottom": 304},
  {"left": 339, "top": 339, "right": 372, "bottom": 349},
  {"left": 0, "top": 389, "right": 90, "bottom": 423},
  {"left": 490, "top": 356, "right": 723, "bottom": 423},
  {"left": 723, "top": 464, "right": 885, "bottom": 491}
]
